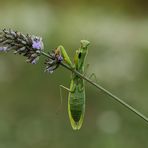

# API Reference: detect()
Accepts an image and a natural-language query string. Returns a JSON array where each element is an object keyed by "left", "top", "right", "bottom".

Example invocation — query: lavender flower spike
[{"left": 0, "top": 29, "right": 44, "bottom": 64}]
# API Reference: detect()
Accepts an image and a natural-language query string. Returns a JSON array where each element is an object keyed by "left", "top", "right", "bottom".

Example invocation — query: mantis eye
[{"left": 78, "top": 52, "right": 82, "bottom": 59}]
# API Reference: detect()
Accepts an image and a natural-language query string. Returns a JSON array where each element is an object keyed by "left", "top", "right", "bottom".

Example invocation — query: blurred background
[{"left": 0, "top": 0, "right": 148, "bottom": 148}]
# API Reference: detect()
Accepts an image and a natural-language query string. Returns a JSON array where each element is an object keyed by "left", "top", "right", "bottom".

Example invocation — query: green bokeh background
[{"left": 0, "top": 0, "right": 148, "bottom": 148}]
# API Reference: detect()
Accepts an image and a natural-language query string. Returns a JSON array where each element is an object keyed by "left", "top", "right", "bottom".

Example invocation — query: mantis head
[{"left": 80, "top": 40, "right": 90, "bottom": 49}]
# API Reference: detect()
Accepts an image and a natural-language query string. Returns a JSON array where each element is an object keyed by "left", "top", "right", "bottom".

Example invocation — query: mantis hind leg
[
  {"left": 56, "top": 85, "right": 71, "bottom": 114},
  {"left": 84, "top": 63, "right": 98, "bottom": 83},
  {"left": 88, "top": 73, "right": 98, "bottom": 83},
  {"left": 59, "top": 85, "right": 74, "bottom": 105}
]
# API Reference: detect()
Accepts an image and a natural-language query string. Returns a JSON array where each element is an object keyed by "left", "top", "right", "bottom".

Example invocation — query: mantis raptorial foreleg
[{"left": 58, "top": 45, "right": 74, "bottom": 68}]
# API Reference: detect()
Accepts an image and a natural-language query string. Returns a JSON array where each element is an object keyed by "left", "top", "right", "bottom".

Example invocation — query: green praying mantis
[{"left": 55, "top": 40, "right": 90, "bottom": 130}]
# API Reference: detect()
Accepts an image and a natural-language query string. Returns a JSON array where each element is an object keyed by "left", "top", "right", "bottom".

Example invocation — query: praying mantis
[{"left": 55, "top": 40, "right": 90, "bottom": 130}]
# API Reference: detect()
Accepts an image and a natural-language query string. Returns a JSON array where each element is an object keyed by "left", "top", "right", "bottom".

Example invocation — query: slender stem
[{"left": 41, "top": 51, "right": 148, "bottom": 124}]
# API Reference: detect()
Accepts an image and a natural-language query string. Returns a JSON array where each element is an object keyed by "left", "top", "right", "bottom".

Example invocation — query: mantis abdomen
[{"left": 68, "top": 78, "right": 85, "bottom": 130}]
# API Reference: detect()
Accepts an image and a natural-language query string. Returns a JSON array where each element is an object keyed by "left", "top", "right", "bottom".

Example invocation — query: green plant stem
[{"left": 41, "top": 51, "right": 148, "bottom": 124}]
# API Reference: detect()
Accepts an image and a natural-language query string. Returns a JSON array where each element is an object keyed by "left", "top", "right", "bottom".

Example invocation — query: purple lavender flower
[
  {"left": 32, "top": 37, "right": 43, "bottom": 50},
  {"left": 57, "top": 55, "right": 63, "bottom": 62}
]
